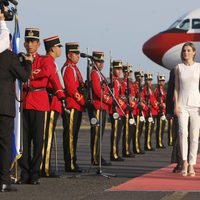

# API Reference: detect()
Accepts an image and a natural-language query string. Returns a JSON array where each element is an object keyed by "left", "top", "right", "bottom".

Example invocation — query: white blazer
[{"left": 178, "top": 62, "right": 200, "bottom": 107}]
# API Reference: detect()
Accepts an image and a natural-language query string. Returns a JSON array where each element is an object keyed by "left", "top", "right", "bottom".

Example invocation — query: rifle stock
[
  {"left": 157, "top": 78, "right": 166, "bottom": 121},
  {"left": 126, "top": 66, "right": 135, "bottom": 125},
  {"left": 138, "top": 78, "right": 146, "bottom": 122},
  {"left": 146, "top": 83, "right": 154, "bottom": 123},
  {"left": 109, "top": 50, "right": 119, "bottom": 119},
  {"left": 85, "top": 48, "right": 99, "bottom": 127}
]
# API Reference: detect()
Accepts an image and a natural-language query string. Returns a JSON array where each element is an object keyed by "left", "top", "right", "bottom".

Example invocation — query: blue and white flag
[{"left": 11, "top": 14, "right": 22, "bottom": 169}]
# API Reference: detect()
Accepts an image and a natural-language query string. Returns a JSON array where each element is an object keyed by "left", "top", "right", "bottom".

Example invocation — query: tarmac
[{"left": 1, "top": 116, "right": 200, "bottom": 200}]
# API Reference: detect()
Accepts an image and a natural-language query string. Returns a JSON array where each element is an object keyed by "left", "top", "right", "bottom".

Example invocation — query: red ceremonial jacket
[
  {"left": 132, "top": 80, "right": 148, "bottom": 116},
  {"left": 91, "top": 68, "right": 113, "bottom": 110},
  {"left": 109, "top": 76, "right": 126, "bottom": 117},
  {"left": 154, "top": 85, "right": 166, "bottom": 114},
  {"left": 23, "top": 53, "right": 65, "bottom": 111},
  {"left": 142, "top": 85, "right": 159, "bottom": 116},
  {"left": 61, "top": 60, "right": 85, "bottom": 112},
  {"left": 121, "top": 78, "right": 138, "bottom": 115},
  {"left": 46, "top": 55, "right": 63, "bottom": 113}
]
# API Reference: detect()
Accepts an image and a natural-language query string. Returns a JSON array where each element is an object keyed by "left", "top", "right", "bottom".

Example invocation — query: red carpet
[{"left": 110, "top": 156, "right": 200, "bottom": 191}]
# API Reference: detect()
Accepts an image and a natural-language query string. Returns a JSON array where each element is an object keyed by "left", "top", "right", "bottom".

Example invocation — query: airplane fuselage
[{"left": 143, "top": 8, "right": 200, "bottom": 70}]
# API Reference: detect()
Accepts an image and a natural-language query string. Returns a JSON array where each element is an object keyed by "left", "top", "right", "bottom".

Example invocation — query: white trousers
[{"left": 178, "top": 106, "right": 200, "bottom": 165}]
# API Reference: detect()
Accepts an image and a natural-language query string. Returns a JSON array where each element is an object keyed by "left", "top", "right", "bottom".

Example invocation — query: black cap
[
  {"left": 65, "top": 42, "right": 80, "bottom": 54},
  {"left": 157, "top": 75, "right": 165, "bottom": 81},
  {"left": 92, "top": 51, "right": 104, "bottom": 63},
  {"left": 134, "top": 70, "right": 144, "bottom": 78},
  {"left": 144, "top": 73, "right": 153, "bottom": 80},
  {"left": 43, "top": 36, "right": 62, "bottom": 52},
  {"left": 25, "top": 28, "right": 40, "bottom": 41},
  {"left": 123, "top": 64, "right": 132, "bottom": 72},
  {"left": 112, "top": 60, "right": 123, "bottom": 69}
]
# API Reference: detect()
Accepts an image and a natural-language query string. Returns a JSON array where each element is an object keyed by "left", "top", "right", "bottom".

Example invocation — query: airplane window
[
  {"left": 192, "top": 19, "right": 200, "bottom": 29},
  {"left": 178, "top": 19, "right": 190, "bottom": 31},
  {"left": 168, "top": 20, "right": 181, "bottom": 29}
]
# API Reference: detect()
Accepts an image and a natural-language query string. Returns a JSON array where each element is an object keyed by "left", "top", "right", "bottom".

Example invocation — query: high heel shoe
[
  {"left": 181, "top": 169, "right": 188, "bottom": 176},
  {"left": 181, "top": 163, "right": 188, "bottom": 177},
  {"left": 188, "top": 165, "right": 196, "bottom": 177}
]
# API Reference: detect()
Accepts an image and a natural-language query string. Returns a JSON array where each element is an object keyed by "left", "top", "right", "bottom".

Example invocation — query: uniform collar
[
  {"left": 33, "top": 52, "right": 39, "bottom": 59},
  {"left": 32, "top": 52, "right": 39, "bottom": 63},
  {"left": 48, "top": 54, "right": 55, "bottom": 62},
  {"left": 113, "top": 75, "right": 119, "bottom": 80},
  {"left": 123, "top": 77, "right": 127, "bottom": 81},
  {"left": 159, "top": 85, "right": 164, "bottom": 89},
  {"left": 66, "top": 59, "right": 76, "bottom": 68}
]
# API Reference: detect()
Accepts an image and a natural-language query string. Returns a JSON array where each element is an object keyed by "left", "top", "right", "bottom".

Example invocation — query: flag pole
[{"left": 11, "top": 7, "right": 23, "bottom": 181}]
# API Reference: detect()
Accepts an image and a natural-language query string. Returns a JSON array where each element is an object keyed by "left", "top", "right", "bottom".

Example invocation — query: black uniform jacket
[
  {"left": 166, "top": 68, "right": 175, "bottom": 115},
  {"left": 0, "top": 49, "right": 31, "bottom": 117}
]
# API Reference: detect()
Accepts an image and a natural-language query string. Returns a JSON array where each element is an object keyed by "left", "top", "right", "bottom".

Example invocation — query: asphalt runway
[{"left": 1, "top": 117, "right": 199, "bottom": 200}]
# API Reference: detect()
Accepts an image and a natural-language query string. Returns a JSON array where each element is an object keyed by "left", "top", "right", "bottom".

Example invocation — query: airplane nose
[{"left": 142, "top": 33, "right": 164, "bottom": 66}]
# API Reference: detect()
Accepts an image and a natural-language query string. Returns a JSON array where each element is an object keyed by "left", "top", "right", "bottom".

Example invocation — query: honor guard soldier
[
  {"left": 61, "top": 42, "right": 85, "bottom": 172},
  {"left": 121, "top": 64, "right": 136, "bottom": 157},
  {"left": 132, "top": 70, "right": 146, "bottom": 154},
  {"left": 154, "top": 75, "right": 167, "bottom": 148},
  {"left": 18, "top": 29, "right": 65, "bottom": 185},
  {"left": 110, "top": 60, "right": 127, "bottom": 161},
  {"left": 41, "top": 36, "right": 65, "bottom": 177},
  {"left": 89, "top": 51, "right": 112, "bottom": 166},
  {"left": 142, "top": 73, "right": 159, "bottom": 151}
]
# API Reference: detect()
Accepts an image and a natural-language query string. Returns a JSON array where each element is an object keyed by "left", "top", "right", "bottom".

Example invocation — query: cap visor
[{"left": 25, "top": 38, "right": 39, "bottom": 42}]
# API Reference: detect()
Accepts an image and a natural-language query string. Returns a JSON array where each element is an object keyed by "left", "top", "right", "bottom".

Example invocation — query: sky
[{"left": 6, "top": 0, "right": 200, "bottom": 82}]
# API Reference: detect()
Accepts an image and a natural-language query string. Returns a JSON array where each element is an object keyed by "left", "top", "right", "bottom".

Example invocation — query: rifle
[
  {"left": 80, "top": 51, "right": 126, "bottom": 117},
  {"left": 126, "top": 65, "right": 136, "bottom": 125},
  {"left": 138, "top": 77, "right": 146, "bottom": 122},
  {"left": 157, "top": 77, "right": 166, "bottom": 121},
  {"left": 145, "top": 82, "right": 154, "bottom": 123},
  {"left": 109, "top": 51, "right": 120, "bottom": 119},
  {"left": 85, "top": 48, "right": 99, "bottom": 127}
]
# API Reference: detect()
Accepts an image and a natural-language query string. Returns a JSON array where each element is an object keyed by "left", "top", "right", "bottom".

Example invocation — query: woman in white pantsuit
[{"left": 174, "top": 42, "right": 200, "bottom": 177}]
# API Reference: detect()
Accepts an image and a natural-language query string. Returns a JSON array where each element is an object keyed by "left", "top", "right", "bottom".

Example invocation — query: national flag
[{"left": 11, "top": 14, "right": 22, "bottom": 169}]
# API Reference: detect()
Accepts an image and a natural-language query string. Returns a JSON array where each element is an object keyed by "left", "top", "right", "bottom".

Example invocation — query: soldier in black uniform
[{"left": 166, "top": 68, "right": 182, "bottom": 173}]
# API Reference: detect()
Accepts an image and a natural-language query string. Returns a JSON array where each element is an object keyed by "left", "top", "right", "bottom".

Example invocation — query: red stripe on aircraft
[{"left": 143, "top": 32, "right": 200, "bottom": 66}]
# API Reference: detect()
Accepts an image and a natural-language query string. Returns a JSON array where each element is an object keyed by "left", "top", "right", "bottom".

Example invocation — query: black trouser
[
  {"left": 110, "top": 115, "right": 123, "bottom": 159},
  {"left": 41, "top": 110, "right": 59, "bottom": 176},
  {"left": 170, "top": 116, "right": 182, "bottom": 165},
  {"left": 62, "top": 108, "right": 82, "bottom": 170},
  {"left": 144, "top": 116, "right": 155, "bottom": 150},
  {"left": 167, "top": 118, "right": 174, "bottom": 146},
  {"left": 122, "top": 114, "right": 132, "bottom": 155},
  {"left": 132, "top": 115, "right": 144, "bottom": 153},
  {"left": 19, "top": 109, "right": 46, "bottom": 181},
  {"left": 156, "top": 114, "right": 166, "bottom": 148},
  {"left": 0, "top": 115, "right": 14, "bottom": 184},
  {"left": 90, "top": 109, "right": 106, "bottom": 165}
]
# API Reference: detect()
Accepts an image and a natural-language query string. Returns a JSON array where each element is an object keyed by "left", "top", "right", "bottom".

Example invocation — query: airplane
[{"left": 142, "top": 8, "right": 200, "bottom": 70}]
